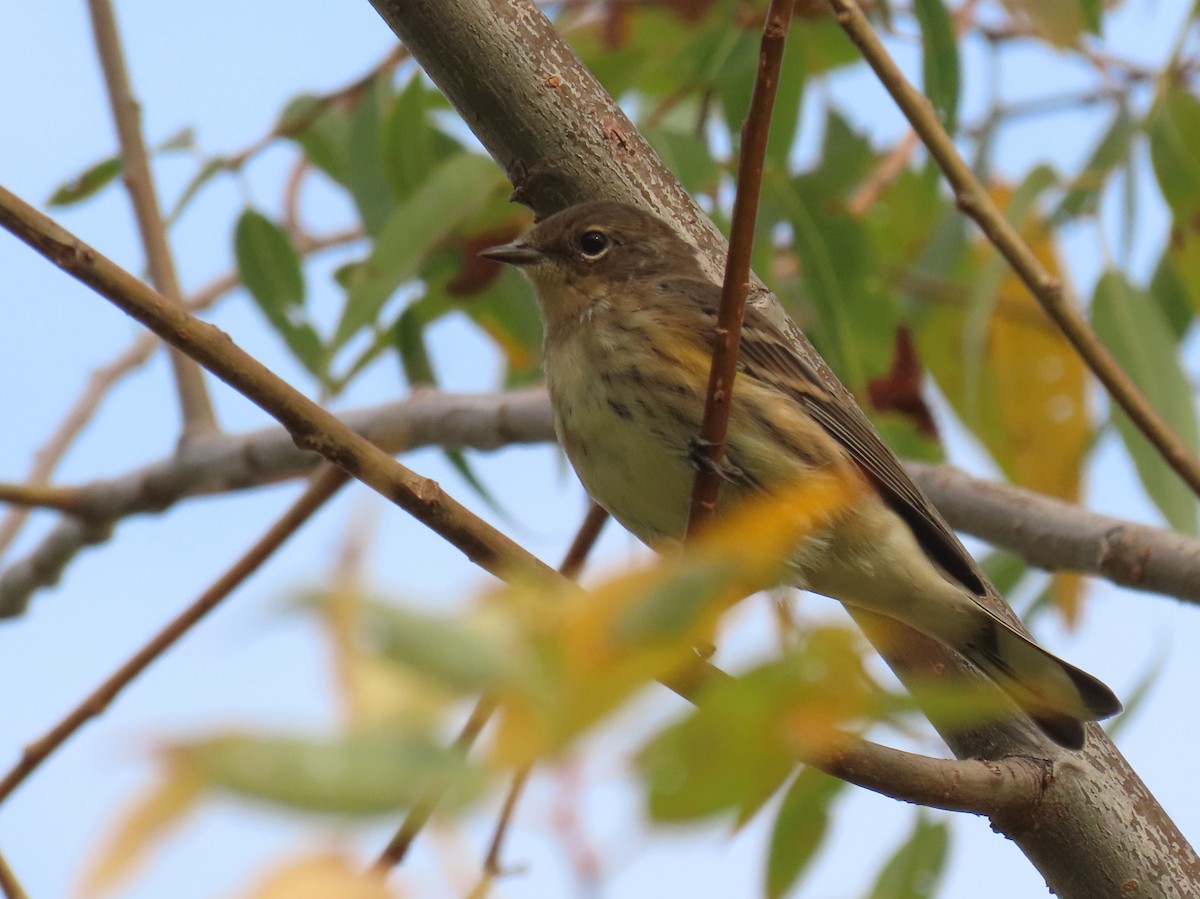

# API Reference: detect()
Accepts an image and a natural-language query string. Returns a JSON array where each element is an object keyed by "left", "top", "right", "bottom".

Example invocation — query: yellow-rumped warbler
[{"left": 482, "top": 200, "right": 1120, "bottom": 748}]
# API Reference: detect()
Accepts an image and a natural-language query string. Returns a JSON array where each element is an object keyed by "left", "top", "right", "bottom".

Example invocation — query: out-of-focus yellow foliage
[
  {"left": 79, "top": 762, "right": 202, "bottom": 898},
  {"left": 236, "top": 854, "right": 399, "bottom": 899},
  {"left": 491, "top": 470, "right": 866, "bottom": 766}
]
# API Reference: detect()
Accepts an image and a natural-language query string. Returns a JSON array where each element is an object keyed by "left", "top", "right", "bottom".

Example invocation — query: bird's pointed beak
[{"left": 479, "top": 241, "right": 543, "bottom": 266}]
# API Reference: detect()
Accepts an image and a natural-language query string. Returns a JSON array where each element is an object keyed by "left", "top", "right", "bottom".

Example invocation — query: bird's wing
[{"left": 670, "top": 277, "right": 986, "bottom": 597}]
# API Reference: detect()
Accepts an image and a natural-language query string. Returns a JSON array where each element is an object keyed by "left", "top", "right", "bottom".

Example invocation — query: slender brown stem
[
  {"left": 686, "top": 0, "right": 796, "bottom": 536},
  {"left": 0, "top": 483, "right": 83, "bottom": 514},
  {"left": 373, "top": 503, "right": 609, "bottom": 872},
  {"left": 0, "top": 466, "right": 348, "bottom": 807},
  {"left": 0, "top": 849, "right": 29, "bottom": 899},
  {"left": 828, "top": 0, "right": 1200, "bottom": 502},
  {"left": 558, "top": 502, "right": 608, "bottom": 580},
  {"left": 482, "top": 765, "right": 533, "bottom": 876},
  {"left": 372, "top": 696, "right": 500, "bottom": 871},
  {"left": 87, "top": 0, "right": 218, "bottom": 439}
]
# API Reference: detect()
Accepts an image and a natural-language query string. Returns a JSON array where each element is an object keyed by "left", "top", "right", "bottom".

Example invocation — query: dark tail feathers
[{"left": 965, "top": 617, "right": 1122, "bottom": 750}]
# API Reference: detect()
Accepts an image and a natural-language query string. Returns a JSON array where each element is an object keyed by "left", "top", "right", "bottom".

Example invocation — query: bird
[{"left": 481, "top": 200, "right": 1121, "bottom": 749}]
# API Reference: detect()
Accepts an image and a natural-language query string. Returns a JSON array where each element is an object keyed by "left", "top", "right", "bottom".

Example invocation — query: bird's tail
[{"left": 962, "top": 613, "right": 1122, "bottom": 750}]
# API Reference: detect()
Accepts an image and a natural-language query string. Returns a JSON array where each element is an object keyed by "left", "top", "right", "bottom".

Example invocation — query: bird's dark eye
[{"left": 577, "top": 230, "right": 611, "bottom": 259}]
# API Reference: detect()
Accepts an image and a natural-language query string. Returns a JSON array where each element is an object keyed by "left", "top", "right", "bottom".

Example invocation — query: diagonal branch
[
  {"left": 827, "top": 0, "right": 1200, "bottom": 503},
  {"left": 0, "top": 181, "right": 559, "bottom": 586},
  {"left": 0, "top": 226, "right": 361, "bottom": 562},
  {"left": 87, "top": 0, "right": 218, "bottom": 439},
  {"left": 0, "top": 466, "right": 349, "bottom": 807}
]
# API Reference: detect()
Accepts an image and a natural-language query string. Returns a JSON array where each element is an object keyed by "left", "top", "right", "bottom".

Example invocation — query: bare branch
[
  {"left": 810, "top": 737, "right": 1048, "bottom": 818},
  {"left": 87, "top": 0, "right": 218, "bottom": 438},
  {"left": 0, "top": 483, "right": 83, "bottom": 514},
  {"left": 687, "top": 0, "right": 796, "bottom": 535},
  {"left": 828, "top": 0, "right": 1200, "bottom": 503},
  {"left": 0, "top": 467, "right": 348, "bottom": 807},
  {"left": 0, "top": 849, "right": 28, "bottom": 899}
]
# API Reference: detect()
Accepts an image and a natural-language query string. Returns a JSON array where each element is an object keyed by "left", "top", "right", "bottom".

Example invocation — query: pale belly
[{"left": 552, "top": 378, "right": 696, "bottom": 546}]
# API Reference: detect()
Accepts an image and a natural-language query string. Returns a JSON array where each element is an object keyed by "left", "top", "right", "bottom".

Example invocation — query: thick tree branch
[
  {"left": 810, "top": 738, "right": 1049, "bottom": 818},
  {"left": 0, "top": 389, "right": 550, "bottom": 616},
  {"left": 827, "top": 0, "right": 1200, "bottom": 503},
  {"left": 87, "top": 0, "right": 218, "bottom": 438}
]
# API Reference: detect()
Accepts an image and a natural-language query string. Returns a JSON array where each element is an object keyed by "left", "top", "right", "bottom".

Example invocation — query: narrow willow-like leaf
[
  {"left": 1092, "top": 271, "right": 1199, "bottom": 533},
  {"left": 913, "top": 0, "right": 960, "bottom": 134}
]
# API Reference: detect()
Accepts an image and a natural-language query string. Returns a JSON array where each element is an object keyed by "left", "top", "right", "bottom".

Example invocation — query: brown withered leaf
[{"left": 867, "top": 327, "right": 938, "bottom": 438}]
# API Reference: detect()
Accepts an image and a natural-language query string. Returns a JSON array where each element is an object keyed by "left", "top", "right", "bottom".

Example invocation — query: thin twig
[
  {"left": 0, "top": 483, "right": 83, "bottom": 514},
  {"left": 558, "top": 502, "right": 608, "bottom": 580},
  {"left": 0, "top": 849, "right": 28, "bottom": 899},
  {"left": 686, "top": 0, "right": 797, "bottom": 536},
  {"left": 481, "top": 765, "right": 532, "bottom": 877},
  {"left": 0, "top": 466, "right": 348, "bottom": 807},
  {"left": 373, "top": 504, "right": 608, "bottom": 872},
  {"left": 828, "top": 0, "right": 1200, "bottom": 502},
  {"left": 372, "top": 696, "right": 500, "bottom": 871},
  {"left": 0, "top": 226, "right": 361, "bottom": 562},
  {"left": 87, "top": 0, "right": 218, "bottom": 438}
]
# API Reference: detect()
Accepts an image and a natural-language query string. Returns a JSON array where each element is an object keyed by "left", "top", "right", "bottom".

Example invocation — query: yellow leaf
[
  {"left": 79, "top": 761, "right": 203, "bottom": 897},
  {"left": 490, "top": 471, "right": 865, "bottom": 766},
  {"left": 237, "top": 854, "right": 398, "bottom": 899}
]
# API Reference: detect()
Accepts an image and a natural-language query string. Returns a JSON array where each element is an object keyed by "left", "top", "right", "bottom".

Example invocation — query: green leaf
[
  {"left": 234, "top": 209, "right": 326, "bottom": 379},
  {"left": 1052, "top": 105, "right": 1135, "bottom": 223},
  {"left": 765, "top": 33, "right": 807, "bottom": 172},
  {"left": 332, "top": 153, "right": 502, "bottom": 350},
  {"left": 765, "top": 768, "right": 845, "bottom": 899},
  {"left": 365, "top": 602, "right": 518, "bottom": 694},
  {"left": 382, "top": 75, "right": 435, "bottom": 200},
  {"left": 979, "top": 549, "right": 1028, "bottom": 598},
  {"left": 284, "top": 94, "right": 351, "bottom": 187},
  {"left": 1080, "top": 0, "right": 1103, "bottom": 35},
  {"left": 643, "top": 125, "right": 721, "bottom": 195},
  {"left": 346, "top": 76, "right": 396, "bottom": 236},
  {"left": 180, "top": 730, "right": 483, "bottom": 815},
  {"left": 867, "top": 813, "right": 950, "bottom": 899},
  {"left": 235, "top": 209, "right": 305, "bottom": 317},
  {"left": 166, "top": 158, "right": 226, "bottom": 226},
  {"left": 47, "top": 156, "right": 122, "bottom": 206},
  {"left": 154, "top": 126, "right": 196, "bottom": 154},
  {"left": 638, "top": 668, "right": 797, "bottom": 822},
  {"left": 1149, "top": 251, "right": 1194, "bottom": 339},
  {"left": 768, "top": 171, "right": 897, "bottom": 390},
  {"left": 913, "top": 0, "right": 960, "bottom": 134},
  {"left": 1092, "top": 271, "right": 1199, "bottom": 533},
  {"left": 614, "top": 560, "right": 741, "bottom": 646},
  {"left": 1148, "top": 85, "right": 1200, "bottom": 223}
]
